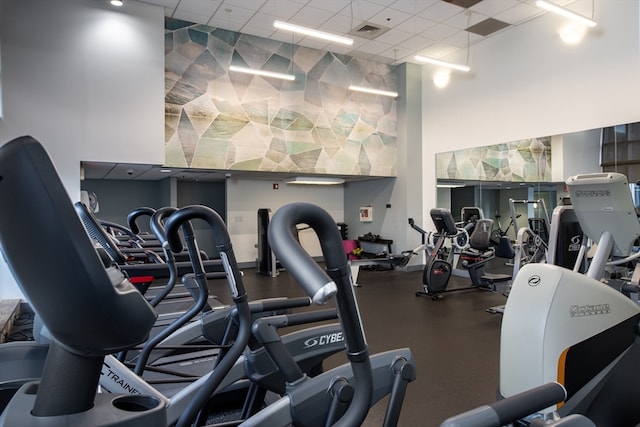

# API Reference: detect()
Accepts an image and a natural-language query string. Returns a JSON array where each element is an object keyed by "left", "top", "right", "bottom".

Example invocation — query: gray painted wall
[
  {"left": 81, "top": 180, "right": 165, "bottom": 233},
  {"left": 343, "top": 178, "right": 395, "bottom": 244}
]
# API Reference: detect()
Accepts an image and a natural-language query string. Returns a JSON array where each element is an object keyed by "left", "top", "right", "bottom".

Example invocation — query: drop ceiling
[
  {"left": 91, "top": 0, "right": 580, "bottom": 182},
  {"left": 135, "top": 0, "right": 576, "bottom": 65}
]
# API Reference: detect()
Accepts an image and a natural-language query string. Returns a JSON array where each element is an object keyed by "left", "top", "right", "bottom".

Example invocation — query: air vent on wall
[{"left": 349, "top": 22, "right": 390, "bottom": 40}]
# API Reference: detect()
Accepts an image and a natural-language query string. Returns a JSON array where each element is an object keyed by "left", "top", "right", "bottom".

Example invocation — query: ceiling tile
[
  {"left": 243, "top": 10, "right": 278, "bottom": 30},
  {"left": 288, "top": 5, "right": 336, "bottom": 26},
  {"left": 366, "top": 6, "right": 413, "bottom": 28},
  {"left": 173, "top": 9, "right": 211, "bottom": 24},
  {"left": 176, "top": 0, "right": 223, "bottom": 14},
  {"left": 411, "top": 15, "right": 439, "bottom": 34},
  {"left": 420, "top": 22, "right": 459, "bottom": 41},
  {"left": 222, "top": 0, "right": 267, "bottom": 9},
  {"left": 468, "top": 0, "right": 521, "bottom": 16},
  {"left": 412, "top": 34, "right": 438, "bottom": 52},
  {"left": 387, "top": 0, "right": 440, "bottom": 15},
  {"left": 493, "top": 2, "right": 543, "bottom": 25},
  {"left": 343, "top": 1, "right": 386, "bottom": 22},
  {"left": 209, "top": 5, "right": 256, "bottom": 25},
  {"left": 304, "top": 0, "right": 349, "bottom": 13},
  {"left": 373, "top": 28, "right": 414, "bottom": 45},
  {"left": 140, "top": 0, "right": 560, "bottom": 65},
  {"left": 444, "top": 9, "right": 488, "bottom": 30},
  {"left": 139, "top": 0, "right": 180, "bottom": 8},
  {"left": 419, "top": 1, "right": 465, "bottom": 21},
  {"left": 466, "top": 17, "right": 510, "bottom": 36},
  {"left": 443, "top": 29, "right": 484, "bottom": 48},
  {"left": 443, "top": 0, "right": 483, "bottom": 8},
  {"left": 322, "top": 13, "right": 357, "bottom": 33},
  {"left": 258, "top": 0, "right": 305, "bottom": 19}
]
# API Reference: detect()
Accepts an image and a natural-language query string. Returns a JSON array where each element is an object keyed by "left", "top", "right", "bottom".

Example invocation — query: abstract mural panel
[
  {"left": 164, "top": 18, "right": 397, "bottom": 177},
  {"left": 436, "top": 137, "right": 552, "bottom": 182}
]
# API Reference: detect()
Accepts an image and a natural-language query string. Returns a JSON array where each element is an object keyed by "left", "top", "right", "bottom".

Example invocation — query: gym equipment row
[
  {"left": 0, "top": 136, "right": 417, "bottom": 426},
  {"left": 0, "top": 135, "right": 635, "bottom": 426}
]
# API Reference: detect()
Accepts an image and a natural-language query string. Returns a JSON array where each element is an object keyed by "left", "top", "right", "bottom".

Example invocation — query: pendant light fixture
[
  {"left": 229, "top": 65, "right": 295, "bottom": 81},
  {"left": 348, "top": 85, "right": 398, "bottom": 98},
  {"left": 414, "top": 56, "right": 470, "bottom": 72},
  {"left": 273, "top": 20, "right": 354, "bottom": 46},
  {"left": 535, "top": 1, "right": 597, "bottom": 27}
]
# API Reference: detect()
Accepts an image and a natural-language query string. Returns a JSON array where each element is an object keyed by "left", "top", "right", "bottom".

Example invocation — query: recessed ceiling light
[{"left": 286, "top": 176, "right": 345, "bottom": 185}]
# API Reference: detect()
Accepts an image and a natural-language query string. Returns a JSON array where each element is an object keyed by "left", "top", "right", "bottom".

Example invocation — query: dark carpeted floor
[
  {"left": 7, "top": 262, "right": 509, "bottom": 426},
  {"left": 211, "top": 265, "right": 509, "bottom": 427}
]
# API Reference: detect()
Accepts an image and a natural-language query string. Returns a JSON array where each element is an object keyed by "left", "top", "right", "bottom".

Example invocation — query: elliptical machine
[
  {"left": 499, "top": 172, "right": 640, "bottom": 426},
  {"left": 411, "top": 208, "right": 470, "bottom": 300}
]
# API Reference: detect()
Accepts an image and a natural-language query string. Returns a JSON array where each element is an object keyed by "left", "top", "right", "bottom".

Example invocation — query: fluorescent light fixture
[
  {"left": 436, "top": 183, "right": 466, "bottom": 189},
  {"left": 160, "top": 168, "right": 172, "bottom": 173},
  {"left": 229, "top": 65, "right": 295, "bottom": 81},
  {"left": 110, "top": 0, "right": 123, "bottom": 6},
  {"left": 348, "top": 85, "right": 398, "bottom": 98},
  {"left": 535, "top": 1, "right": 597, "bottom": 27},
  {"left": 286, "top": 176, "right": 345, "bottom": 185},
  {"left": 274, "top": 20, "right": 354, "bottom": 46},
  {"left": 414, "top": 55, "right": 470, "bottom": 72}
]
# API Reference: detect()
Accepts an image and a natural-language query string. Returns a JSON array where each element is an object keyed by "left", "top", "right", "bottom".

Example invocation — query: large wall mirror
[{"left": 435, "top": 122, "right": 640, "bottom": 242}]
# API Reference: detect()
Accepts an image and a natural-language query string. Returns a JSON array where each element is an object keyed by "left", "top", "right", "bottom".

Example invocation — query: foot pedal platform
[{"left": 0, "top": 299, "right": 21, "bottom": 343}]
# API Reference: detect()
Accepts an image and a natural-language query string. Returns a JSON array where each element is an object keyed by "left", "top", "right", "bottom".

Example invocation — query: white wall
[
  {"left": 226, "top": 178, "right": 344, "bottom": 264},
  {"left": 422, "top": 0, "right": 640, "bottom": 220},
  {"left": 0, "top": 0, "right": 165, "bottom": 298}
]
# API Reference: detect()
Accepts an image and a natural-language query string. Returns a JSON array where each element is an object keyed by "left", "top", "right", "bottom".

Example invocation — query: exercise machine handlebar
[
  {"left": 150, "top": 206, "right": 177, "bottom": 246},
  {"left": 163, "top": 205, "right": 251, "bottom": 427},
  {"left": 128, "top": 206, "right": 156, "bottom": 235},
  {"left": 100, "top": 219, "right": 140, "bottom": 240},
  {"left": 408, "top": 218, "right": 426, "bottom": 245},
  {"left": 145, "top": 207, "right": 180, "bottom": 307},
  {"left": 165, "top": 205, "right": 245, "bottom": 299},
  {"left": 268, "top": 202, "right": 373, "bottom": 427},
  {"left": 268, "top": 205, "right": 339, "bottom": 305},
  {"left": 440, "top": 382, "right": 566, "bottom": 427}
]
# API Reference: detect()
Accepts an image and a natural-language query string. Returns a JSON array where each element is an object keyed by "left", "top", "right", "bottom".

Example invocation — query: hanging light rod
[
  {"left": 348, "top": 85, "right": 398, "bottom": 98},
  {"left": 414, "top": 55, "right": 470, "bottom": 72},
  {"left": 273, "top": 20, "right": 354, "bottom": 46},
  {"left": 535, "top": 1, "right": 597, "bottom": 27},
  {"left": 229, "top": 65, "right": 295, "bottom": 81}
]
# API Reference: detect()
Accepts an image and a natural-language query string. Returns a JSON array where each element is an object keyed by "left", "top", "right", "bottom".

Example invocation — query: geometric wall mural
[
  {"left": 164, "top": 18, "right": 397, "bottom": 177},
  {"left": 436, "top": 137, "right": 552, "bottom": 182}
]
